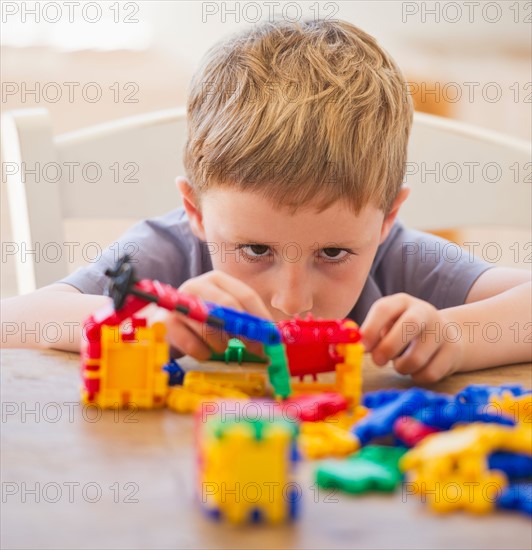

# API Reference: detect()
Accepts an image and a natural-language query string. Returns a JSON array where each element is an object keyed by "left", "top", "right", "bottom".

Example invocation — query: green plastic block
[
  {"left": 315, "top": 445, "right": 408, "bottom": 494},
  {"left": 209, "top": 338, "right": 268, "bottom": 364},
  {"left": 211, "top": 414, "right": 298, "bottom": 442},
  {"left": 264, "top": 344, "right": 292, "bottom": 399}
]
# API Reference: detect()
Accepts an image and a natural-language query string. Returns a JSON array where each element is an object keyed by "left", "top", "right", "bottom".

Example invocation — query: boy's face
[{"left": 179, "top": 180, "right": 406, "bottom": 322}]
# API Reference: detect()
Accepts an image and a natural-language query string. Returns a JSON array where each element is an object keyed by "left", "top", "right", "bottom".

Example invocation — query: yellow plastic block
[
  {"left": 84, "top": 323, "right": 169, "bottom": 409},
  {"left": 167, "top": 383, "right": 249, "bottom": 414},
  {"left": 490, "top": 392, "right": 532, "bottom": 427},
  {"left": 299, "top": 421, "right": 359, "bottom": 459},
  {"left": 334, "top": 343, "right": 364, "bottom": 407},
  {"left": 201, "top": 421, "right": 295, "bottom": 525},
  {"left": 404, "top": 469, "right": 507, "bottom": 514},
  {"left": 324, "top": 406, "right": 368, "bottom": 430},
  {"left": 184, "top": 370, "right": 267, "bottom": 397},
  {"left": 399, "top": 423, "right": 522, "bottom": 513}
]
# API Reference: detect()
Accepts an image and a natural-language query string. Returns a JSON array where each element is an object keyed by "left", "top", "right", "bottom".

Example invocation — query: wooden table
[{"left": 1, "top": 349, "right": 531, "bottom": 550}]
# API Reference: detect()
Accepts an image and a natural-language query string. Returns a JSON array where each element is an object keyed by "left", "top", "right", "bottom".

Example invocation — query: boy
[{"left": 3, "top": 19, "right": 530, "bottom": 383}]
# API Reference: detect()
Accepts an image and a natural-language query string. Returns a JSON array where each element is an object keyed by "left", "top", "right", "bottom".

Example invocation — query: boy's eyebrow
[{"left": 230, "top": 237, "right": 362, "bottom": 249}]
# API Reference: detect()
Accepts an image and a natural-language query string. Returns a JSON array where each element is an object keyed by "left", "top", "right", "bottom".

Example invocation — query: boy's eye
[
  {"left": 247, "top": 244, "right": 270, "bottom": 256},
  {"left": 320, "top": 248, "right": 348, "bottom": 260},
  {"left": 237, "top": 244, "right": 271, "bottom": 261},
  {"left": 317, "top": 247, "right": 356, "bottom": 265},
  {"left": 322, "top": 248, "right": 347, "bottom": 260}
]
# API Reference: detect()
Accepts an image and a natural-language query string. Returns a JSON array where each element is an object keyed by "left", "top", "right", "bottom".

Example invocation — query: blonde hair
[{"left": 184, "top": 19, "right": 413, "bottom": 214}]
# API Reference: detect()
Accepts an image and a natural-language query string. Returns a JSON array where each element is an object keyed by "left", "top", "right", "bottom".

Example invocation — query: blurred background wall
[{"left": 1, "top": 1, "right": 531, "bottom": 297}]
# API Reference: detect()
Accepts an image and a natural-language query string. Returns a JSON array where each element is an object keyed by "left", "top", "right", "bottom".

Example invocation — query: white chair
[{"left": 2, "top": 108, "right": 531, "bottom": 295}]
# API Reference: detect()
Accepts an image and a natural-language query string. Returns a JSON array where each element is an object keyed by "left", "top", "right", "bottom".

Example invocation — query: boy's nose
[{"left": 270, "top": 268, "right": 313, "bottom": 317}]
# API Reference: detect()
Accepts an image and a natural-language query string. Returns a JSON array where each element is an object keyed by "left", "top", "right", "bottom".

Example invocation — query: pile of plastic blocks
[{"left": 314, "top": 384, "right": 532, "bottom": 515}]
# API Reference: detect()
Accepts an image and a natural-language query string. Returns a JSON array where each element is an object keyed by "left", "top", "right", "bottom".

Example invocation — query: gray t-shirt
[{"left": 59, "top": 207, "right": 493, "bottom": 323}]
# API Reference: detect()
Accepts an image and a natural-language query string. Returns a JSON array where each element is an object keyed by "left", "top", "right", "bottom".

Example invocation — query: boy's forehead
[{"left": 200, "top": 188, "right": 383, "bottom": 245}]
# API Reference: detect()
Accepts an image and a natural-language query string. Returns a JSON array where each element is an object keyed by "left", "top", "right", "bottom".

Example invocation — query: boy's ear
[
  {"left": 379, "top": 186, "right": 410, "bottom": 244},
  {"left": 176, "top": 176, "right": 206, "bottom": 241}
]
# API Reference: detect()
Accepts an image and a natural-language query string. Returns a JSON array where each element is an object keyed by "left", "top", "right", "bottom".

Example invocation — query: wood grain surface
[{"left": 1, "top": 349, "right": 531, "bottom": 550}]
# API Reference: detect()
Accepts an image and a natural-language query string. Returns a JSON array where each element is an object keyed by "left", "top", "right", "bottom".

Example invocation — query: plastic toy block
[
  {"left": 163, "top": 359, "right": 185, "bottom": 386},
  {"left": 497, "top": 482, "right": 532, "bottom": 516},
  {"left": 278, "top": 316, "right": 362, "bottom": 378},
  {"left": 289, "top": 343, "right": 363, "bottom": 407},
  {"left": 406, "top": 469, "right": 508, "bottom": 514},
  {"left": 363, "top": 389, "right": 404, "bottom": 409},
  {"left": 325, "top": 407, "right": 369, "bottom": 430},
  {"left": 184, "top": 371, "right": 268, "bottom": 398},
  {"left": 264, "top": 344, "right": 292, "bottom": 399},
  {"left": 299, "top": 421, "right": 359, "bottom": 459},
  {"left": 197, "top": 401, "right": 299, "bottom": 524},
  {"left": 334, "top": 343, "right": 364, "bottom": 407},
  {"left": 206, "top": 305, "right": 281, "bottom": 345},
  {"left": 490, "top": 392, "right": 532, "bottom": 426},
  {"left": 393, "top": 416, "right": 441, "bottom": 447},
  {"left": 81, "top": 322, "right": 169, "bottom": 408},
  {"left": 400, "top": 423, "right": 530, "bottom": 475},
  {"left": 488, "top": 452, "right": 532, "bottom": 480},
  {"left": 209, "top": 338, "right": 268, "bottom": 365},
  {"left": 456, "top": 384, "right": 530, "bottom": 406},
  {"left": 315, "top": 445, "right": 407, "bottom": 494},
  {"left": 399, "top": 423, "right": 532, "bottom": 513},
  {"left": 282, "top": 393, "right": 348, "bottom": 422},
  {"left": 290, "top": 381, "right": 336, "bottom": 395},
  {"left": 399, "top": 424, "right": 516, "bottom": 513},
  {"left": 415, "top": 400, "right": 516, "bottom": 431},
  {"left": 166, "top": 384, "right": 249, "bottom": 414},
  {"left": 352, "top": 388, "right": 449, "bottom": 445}
]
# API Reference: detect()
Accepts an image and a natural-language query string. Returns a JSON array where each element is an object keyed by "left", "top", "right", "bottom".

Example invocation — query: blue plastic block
[
  {"left": 489, "top": 452, "right": 532, "bottom": 480},
  {"left": 414, "top": 401, "right": 515, "bottom": 430},
  {"left": 250, "top": 508, "right": 262, "bottom": 523},
  {"left": 352, "top": 389, "right": 448, "bottom": 445},
  {"left": 497, "top": 482, "right": 532, "bottom": 516},
  {"left": 205, "top": 304, "right": 281, "bottom": 345},
  {"left": 203, "top": 507, "right": 221, "bottom": 521},
  {"left": 455, "top": 384, "right": 530, "bottom": 406},
  {"left": 162, "top": 359, "right": 185, "bottom": 386},
  {"left": 363, "top": 389, "right": 404, "bottom": 409},
  {"left": 287, "top": 487, "right": 300, "bottom": 521}
]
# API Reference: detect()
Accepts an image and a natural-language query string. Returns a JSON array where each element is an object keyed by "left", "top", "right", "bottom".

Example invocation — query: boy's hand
[
  {"left": 164, "top": 271, "right": 272, "bottom": 361},
  {"left": 360, "top": 293, "right": 464, "bottom": 383}
]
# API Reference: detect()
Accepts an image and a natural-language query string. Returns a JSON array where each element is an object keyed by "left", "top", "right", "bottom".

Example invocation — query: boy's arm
[
  {"left": 1, "top": 284, "right": 110, "bottom": 351},
  {"left": 441, "top": 267, "right": 531, "bottom": 371},
  {"left": 361, "top": 266, "right": 532, "bottom": 383}
]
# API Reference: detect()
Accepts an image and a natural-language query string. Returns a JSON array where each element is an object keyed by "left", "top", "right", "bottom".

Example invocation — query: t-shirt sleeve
[
  {"left": 57, "top": 209, "right": 212, "bottom": 295},
  {"left": 371, "top": 221, "right": 495, "bottom": 309}
]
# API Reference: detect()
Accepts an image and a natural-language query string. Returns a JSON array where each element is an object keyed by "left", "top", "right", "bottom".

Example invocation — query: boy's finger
[
  {"left": 361, "top": 294, "right": 410, "bottom": 352},
  {"left": 393, "top": 338, "right": 439, "bottom": 376},
  {"left": 370, "top": 306, "right": 428, "bottom": 365},
  {"left": 180, "top": 277, "right": 271, "bottom": 321},
  {"left": 179, "top": 315, "right": 230, "bottom": 354},
  {"left": 211, "top": 272, "right": 273, "bottom": 320},
  {"left": 165, "top": 313, "right": 213, "bottom": 360},
  {"left": 410, "top": 345, "right": 456, "bottom": 385}
]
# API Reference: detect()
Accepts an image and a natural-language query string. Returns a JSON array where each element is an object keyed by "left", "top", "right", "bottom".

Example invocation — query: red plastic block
[
  {"left": 283, "top": 393, "right": 348, "bottom": 422},
  {"left": 278, "top": 315, "right": 362, "bottom": 378},
  {"left": 393, "top": 416, "right": 441, "bottom": 447}
]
